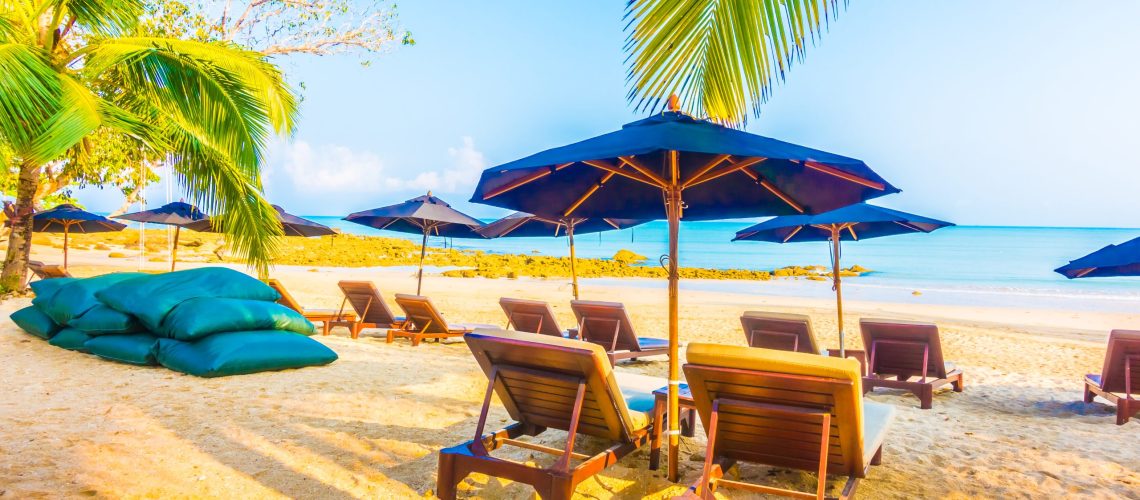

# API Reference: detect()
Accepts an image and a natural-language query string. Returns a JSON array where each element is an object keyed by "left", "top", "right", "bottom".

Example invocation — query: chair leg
[
  {"left": 411, "top": 335, "right": 422, "bottom": 347},
  {"left": 871, "top": 445, "right": 883, "bottom": 466},
  {"left": 1083, "top": 382, "right": 1096, "bottom": 403},
  {"left": 386, "top": 330, "right": 395, "bottom": 343},
  {"left": 919, "top": 384, "right": 934, "bottom": 410},
  {"left": 952, "top": 373, "right": 964, "bottom": 392},
  {"left": 546, "top": 474, "right": 575, "bottom": 500},
  {"left": 351, "top": 324, "right": 361, "bottom": 339},
  {"left": 1118, "top": 399, "right": 1131, "bottom": 426},
  {"left": 436, "top": 453, "right": 462, "bottom": 500}
]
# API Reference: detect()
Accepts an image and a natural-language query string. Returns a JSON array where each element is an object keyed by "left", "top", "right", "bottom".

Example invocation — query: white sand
[{"left": 1, "top": 251, "right": 1138, "bottom": 498}]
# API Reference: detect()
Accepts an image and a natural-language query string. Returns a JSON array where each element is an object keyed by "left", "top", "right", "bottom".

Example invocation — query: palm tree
[
  {"left": 0, "top": 0, "right": 296, "bottom": 289},
  {"left": 624, "top": 0, "right": 842, "bottom": 126}
]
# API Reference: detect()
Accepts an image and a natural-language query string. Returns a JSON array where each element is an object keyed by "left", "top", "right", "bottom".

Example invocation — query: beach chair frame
[
  {"left": 1083, "top": 329, "right": 1140, "bottom": 425},
  {"left": 329, "top": 280, "right": 403, "bottom": 339},
  {"left": 388, "top": 294, "right": 473, "bottom": 346},
  {"left": 570, "top": 300, "right": 668, "bottom": 364},
  {"left": 437, "top": 330, "right": 651, "bottom": 499},
  {"left": 683, "top": 362, "right": 883, "bottom": 500},
  {"left": 266, "top": 279, "right": 353, "bottom": 335},
  {"left": 860, "top": 319, "right": 964, "bottom": 409},
  {"left": 499, "top": 297, "right": 567, "bottom": 337},
  {"left": 27, "top": 260, "right": 71, "bottom": 281},
  {"left": 740, "top": 311, "right": 821, "bottom": 354}
]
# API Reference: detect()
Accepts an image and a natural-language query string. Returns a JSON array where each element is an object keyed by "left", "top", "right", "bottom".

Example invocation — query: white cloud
[
  {"left": 280, "top": 141, "right": 403, "bottom": 193},
  {"left": 277, "top": 136, "right": 486, "bottom": 195}
]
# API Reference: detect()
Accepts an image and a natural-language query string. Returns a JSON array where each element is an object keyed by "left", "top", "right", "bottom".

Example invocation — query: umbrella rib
[
  {"left": 893, "top": 220, "right": 926, "bottom": 233},
  {"left": 684, "top": 157, "right": 767, "bottom": 189},
  {"left": 1073, "top": 267, "right": 1096, "bottom": 278},
  {"left": 563, "top": 172, "right": 616, "bottom": 217},
  {"left": 617, "top": 156, "right": 669, "bottom": 187},
  {"left": 482, "top": 167, "right": 554, "bottom": 200},
  {"left": 603, "top": 218, "right": 620, "bottom": 230},
  {"left": 847, "top": 224, "right": 858, "bottom": 241},
  {"left": 679, "top": 154, "right": 732, "bottom": 188},
  {"left": 802, "top": 161, "right": 886, "bottom": 191},
  {"left": 740, "top": 169, "right": 806, "bottom": 213},
  {"left": 581, "top": 160, "right": 661, "bottom": 188},
  {"left": 782, "top": 226, "right": 803, "bottom": 243}
]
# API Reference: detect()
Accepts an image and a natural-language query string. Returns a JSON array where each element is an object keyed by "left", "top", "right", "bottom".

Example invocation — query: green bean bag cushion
[
  {"left": 10, "top": 306, "right": 62, "bottom": 339},
  {"left": 156, "top": 331, "right": 338, "bottom": 377},
  {"left": 49, "top": 328, "right": 93, "bottom": 351},
  {"left": 39, "top": 273, "right": 147, "bottom": 325},
  {"left": 84, "top": 333, "right": 160, "bottom": 365},
  {"left": 29, "top": 277, "right": 79, "bottom": 309},
  {"left": 159, "top": 298, "right": 315, "bottom": 340},
  {"left": 97, "top": 268, "right": 280, "bottom": 331},
  {"left": 69, "top": 305, "right": 145, "bottom": 335}
]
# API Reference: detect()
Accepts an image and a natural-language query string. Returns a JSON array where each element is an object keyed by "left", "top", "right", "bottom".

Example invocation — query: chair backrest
[
  {"left": 860, "top": 318, "right": 948, "bottom": 379},
  {"left": 266, "top": 279, "right": 303, "bottom": 312},
  {"left": 740, "top": 311, "right": 820, "bottom": 354},
  {"left": 570, "top": 300, "right": 642, "bottom": 352},
  {"left": 28, "top": 260, "right": 71, "bottom": 279},
  {"left": 684, "top": 343, "right": 867, "bottom": 476},
  {"left": 1100, "top": 329, "right": 1140, "bottom": 394},
  {"left": 499, "top": 297, "right": 563, "bottom": 336},
  {"left": 338, "top": 280, "right": 399, "bottom": 325},
  {"left": 464, "top": 328, "right": 643, "bottom": 442},
  {"left": 394, "top": 294, "right": 450, "bottom": 333}
]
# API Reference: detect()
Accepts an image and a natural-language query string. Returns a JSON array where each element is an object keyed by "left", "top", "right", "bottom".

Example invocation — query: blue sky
[{"left": 77, "top": 1, "right": 1140, "bottom": 227}]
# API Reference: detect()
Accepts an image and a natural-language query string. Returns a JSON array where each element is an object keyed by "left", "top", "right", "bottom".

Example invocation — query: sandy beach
[{"left": 1, "top": 247, "right": 1138, "bottom": 499}]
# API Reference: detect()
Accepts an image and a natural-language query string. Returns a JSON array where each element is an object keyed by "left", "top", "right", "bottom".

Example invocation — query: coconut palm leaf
[
  {"left": 41, "top": 0, "right": 142, "bottom": 36},
  {"left": 624, "top": 0, "right": 842, "bottom": 126},
  {"left": 0, "top": 43, "right": 61, "bottom": 148}
]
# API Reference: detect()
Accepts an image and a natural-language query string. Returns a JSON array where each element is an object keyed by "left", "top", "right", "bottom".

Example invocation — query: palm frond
[
  {"left": 0, "top": 43, "right": 62, "bottom": 149},
  {"left": 48, "top": 0, "right": 143, "bottom": 36},
  {"left": 79, "top": 37, "right": 297, "bottom": 273},
  {"left": 624, "top": 0, "right": 842, "bottom": 126}
]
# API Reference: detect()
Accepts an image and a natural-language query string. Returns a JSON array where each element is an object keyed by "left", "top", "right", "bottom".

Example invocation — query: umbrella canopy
[
  {"left": 114, "top": 202, "right": 208, "bottom": 271},
  {"left": 344, "top": 192, "right": 486, "bottom": 294},
  {"left": 185, "top": 205, "right": 336, "bottom": 238},
  {"left": 1055, "top": 236, "right": 1140, "bottom": 279},
  {"left": 113, "top": 201, "right": 206, "bottom": 227},
  {"left": 469, "top": 102, "right": 898, "bottom": 482},
  {"left": 476, "top": 212, "right": 649, "bottom": 299},
  {"left": 734, "top": 202, "right": 953, "bottom": 355},
  {"left": 32, "top": 204, "right": 127, "bottom": 268}
]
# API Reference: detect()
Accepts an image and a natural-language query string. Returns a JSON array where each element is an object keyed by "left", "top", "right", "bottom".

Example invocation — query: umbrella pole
[
  {"left": 63, "top": 223, "right": 69, "bottom": 269},
  {"left": 665, "top": 184, "right": 682, "bottom": 482},
  {"left": 171, "top": 226, "right": 180, "bottom": 272},
  {"left": 417, "top": 225, "right": 428, "bottom": 295},
  {"left": 831, "top": 226, "right": 845, "bottom": 357},
  {"left": 568, "top": 221, "right": 579, "bottom": 300}
]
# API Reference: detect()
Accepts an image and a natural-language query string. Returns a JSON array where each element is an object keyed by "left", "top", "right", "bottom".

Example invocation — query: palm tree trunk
[{"left": 1, "top": 162, "right": 43, "bottom": 291}]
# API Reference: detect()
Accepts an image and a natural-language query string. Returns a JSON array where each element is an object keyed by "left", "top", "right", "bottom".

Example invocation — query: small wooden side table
[{"left": 649, "top": 383, "right": 697, "bottom": 482}]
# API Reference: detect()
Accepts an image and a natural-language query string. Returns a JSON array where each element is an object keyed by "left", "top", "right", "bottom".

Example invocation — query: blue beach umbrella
[
  {"left": 185, "top": 204, "right": 336, "bottom": 238},
  {"left": 468, "top": 99, "right": 899, "bottom": 479},
  {"left": 345, "top": 192, "right": 485, "bottom": 295},
  {"left": 476, "top": 212, "right": 649, "bottom": 299},
  {"left": 734, "top": 202, "right": 953, "bottom": 355},
  {"left": 114, "top": 201, "right": 207, "bottom": 271},
  {"left": 1055, "top": 236, "right": 1140, "bottom": 279},
  {"left": 32, "top": 204, "right": 127, "bottom": 268}
]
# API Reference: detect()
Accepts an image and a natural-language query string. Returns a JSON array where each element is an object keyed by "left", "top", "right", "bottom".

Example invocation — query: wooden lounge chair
[
  {"left": 860, "top": 318, "right": 964, "bottom": 409},
  {"left": 683, "top": 343, "right": 894, "bottom": 499},
  {"left": 27, "top": 260, "right": 71, "bottom": 280},
  {"left": 389, "top": 294, "right": 494, "bottom": 346},
  {"left": 741, "top": 311, "right": 822, "bottom": 354},
  {"left": 437, "top": 328, "right": 653, "bottom": 499},
  {"left": 328, "top": 280, "right": 405, "bottom": 339},
  {"left": 1083, "top": 329, "right": 1140, "bottom": 425},
  {"left": 569, "top": 300, "right": 668, "bottom": 364},
  {"left": 499, "top": 297, "right": 577, "bottom": 338},
  {"left": 266, "top": 279, "right": 355, "bottom": 335}
]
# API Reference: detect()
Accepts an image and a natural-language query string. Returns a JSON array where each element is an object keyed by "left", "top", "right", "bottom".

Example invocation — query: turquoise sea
[{"left": 308, "top": 218, "right": 1140, "bottom": 313}]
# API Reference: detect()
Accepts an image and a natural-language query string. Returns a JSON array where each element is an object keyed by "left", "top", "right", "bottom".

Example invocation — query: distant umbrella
[
  {"left": 185, "top": 205, "right": 336, "bottom": 237},
  {"left": 344, "top": 192, "right": 485, "bottom": 294},
  {"left": 114, "top": 201, "right": 207, "bottom": 271},
  {"left": 469, "top": 97, "right": 898, "bottom": 480},
  {"left": 1055, "top": 236, "right": 1140, "bottom": 279},
  {"left": 477, "top": 212, "right": 648, "bottom": 299},
  {"left": 734, "top": 202, "right": 953, "bottom": 355},
  {"left": 32, "top": 204, "right": 127, "bottom": 268}
]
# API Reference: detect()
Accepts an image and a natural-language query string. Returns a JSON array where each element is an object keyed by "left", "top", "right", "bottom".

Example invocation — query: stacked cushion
[{"left": 12, "top": 268, "right": 337, "bottom": 377}]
